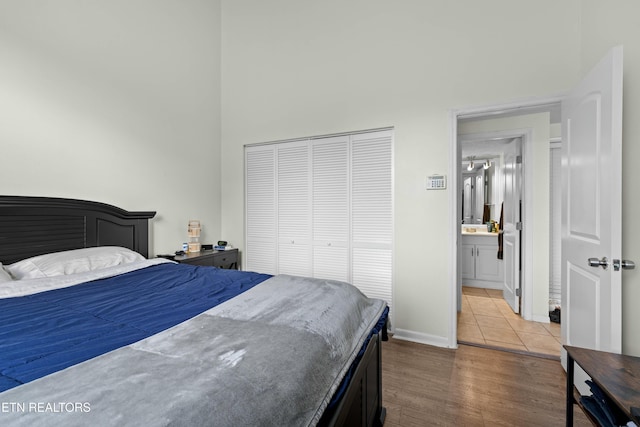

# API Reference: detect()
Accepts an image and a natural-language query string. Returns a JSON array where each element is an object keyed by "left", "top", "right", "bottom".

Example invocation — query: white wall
[
  {"left": 220, "top": 0, "right": 580, "bottom": 344},
  {"left": 580, "top": 0, "right": 640, "bottom": 356},
  {"left": 0, "top": 0, "right": 222, "bottom": 255}
]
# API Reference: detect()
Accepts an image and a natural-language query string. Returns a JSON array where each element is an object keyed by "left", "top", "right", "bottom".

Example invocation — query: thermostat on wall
[{"left": 426, "top": 174, "right": 446, "bottom": 190}]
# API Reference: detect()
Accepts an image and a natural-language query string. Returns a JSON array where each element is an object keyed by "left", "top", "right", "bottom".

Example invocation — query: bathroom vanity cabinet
[{"left": 461, "top": 232, "right": 503, "bottom": 288}]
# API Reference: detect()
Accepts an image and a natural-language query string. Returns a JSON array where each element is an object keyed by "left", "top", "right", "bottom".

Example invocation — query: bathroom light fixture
[
  {"left": 467, "top": 161, "right": 474, "bottom": 171},
  {"left": 483, "top": 160, "right": 491, "bottom": 169}
]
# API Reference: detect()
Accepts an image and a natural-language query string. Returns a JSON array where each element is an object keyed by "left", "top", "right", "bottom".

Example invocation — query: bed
[{"left": 0, "top": 196, "right": 388, "bottom": 427}]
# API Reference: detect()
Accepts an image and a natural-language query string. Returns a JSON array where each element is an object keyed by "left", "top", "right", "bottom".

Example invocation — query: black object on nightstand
[{"left": 161, "top": 249, "right": 239, "bottom": 269}]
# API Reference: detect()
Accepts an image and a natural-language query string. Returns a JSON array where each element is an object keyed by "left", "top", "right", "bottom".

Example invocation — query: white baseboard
[
  {"left": 531, "top": 314, "right": 551, "bottom": 323},
  {"left": 461, "top": 280, "right": 502, "bottom": 290},
  {"left": 392, "top": 328, "right": 454, "bottom": 349}
]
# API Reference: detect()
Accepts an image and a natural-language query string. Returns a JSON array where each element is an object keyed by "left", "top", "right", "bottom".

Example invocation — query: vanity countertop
[{"left": 461, "top": 228, "right": 500, "bottom": 236}]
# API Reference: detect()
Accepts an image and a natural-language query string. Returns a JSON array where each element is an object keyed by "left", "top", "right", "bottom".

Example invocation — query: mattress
[{"left": 0, "top": 259, "right": 387, "bottom": 426}]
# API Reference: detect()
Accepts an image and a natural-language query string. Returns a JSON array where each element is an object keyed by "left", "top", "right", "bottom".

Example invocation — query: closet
[{"left": 245, "top": 129, "right": 393, "bottom": 314}]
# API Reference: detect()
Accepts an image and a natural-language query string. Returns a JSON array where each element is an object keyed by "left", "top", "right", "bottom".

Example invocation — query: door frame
[{"left": 448, "top": 95, "right": 564, "bottom": 348}]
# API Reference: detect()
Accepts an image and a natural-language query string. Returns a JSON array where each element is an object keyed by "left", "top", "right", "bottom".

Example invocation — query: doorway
[
  {"left": 460, "top": 134, "right": 522, "bottom": 308},
  {"left": 449, "top": 98, "right": 563, "bottom": 357}
]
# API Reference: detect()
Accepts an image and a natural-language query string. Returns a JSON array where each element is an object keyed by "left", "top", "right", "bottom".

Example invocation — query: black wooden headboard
[{"left": 0, "top": 196, "right": 156, "bottom": 264}]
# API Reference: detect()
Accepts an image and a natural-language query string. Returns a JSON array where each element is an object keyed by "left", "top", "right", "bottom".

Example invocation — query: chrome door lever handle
[{"left": 588, "top": 257, "right": 608, "bottom": 270}]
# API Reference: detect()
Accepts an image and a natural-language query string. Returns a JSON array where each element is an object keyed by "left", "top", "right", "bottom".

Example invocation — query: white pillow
[
  {"left": 0, "top": 263, "right": 13, "bottom": 283},
  {"left": 6, "top": 247, "right": 145, "bottom": 280}
]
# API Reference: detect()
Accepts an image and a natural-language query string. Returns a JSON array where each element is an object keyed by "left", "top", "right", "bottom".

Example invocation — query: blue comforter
[{"left": 0, "top": 263, "right": 271, "bottom": 392}]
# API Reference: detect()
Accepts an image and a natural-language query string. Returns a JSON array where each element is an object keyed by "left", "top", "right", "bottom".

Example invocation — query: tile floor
[{"left": 457, "top": 286, "right": 562, "bottom": 358}]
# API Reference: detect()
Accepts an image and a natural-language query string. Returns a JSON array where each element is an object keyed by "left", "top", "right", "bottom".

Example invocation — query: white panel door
[
  {"left": 245, "top": 146, "right": 277, "bottom": 274},
  {"left": 502, "top": 138, "right": 521, "bottom": 313},
  {"left": 311, "top": 136, "right": 350, "bottom": 282},
  {"left": 277, "top": 141, "right": 312, "bottom": 276},
  {"left": 351, "top": 130, "right": 393, "bottom": 311},
  {"left": 562, "top": 47, "right": 623, "bottom": 358}
]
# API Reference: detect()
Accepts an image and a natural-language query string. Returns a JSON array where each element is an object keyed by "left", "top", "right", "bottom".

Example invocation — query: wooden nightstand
[{"left": 160, "top": 249, "right": 238, "bottom": 269}]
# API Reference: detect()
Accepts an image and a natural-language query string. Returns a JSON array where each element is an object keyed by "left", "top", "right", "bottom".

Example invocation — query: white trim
[
  {"left": 393, "top": 328, "right": 453, "bottom": 349},
  {"left": 522, "top": 129, "right": 534, "bottom": 320},
  {"left": 448, "top": 110, "right": 460, "bottom": 349},
  {"left": 455, "top": 96, "right": 565, "bottom": 121},
  {"left": 449, "top": 95, "right": 564, "bottom": 348},
  {"left": 531, "top": 314, "right": 551, "bottom": 324},
  {"left": 243, "top": 126, "right": 394, "bottom": 148},
  {"left": 462, "top": 280, "right": 503, "bottom": 290}
]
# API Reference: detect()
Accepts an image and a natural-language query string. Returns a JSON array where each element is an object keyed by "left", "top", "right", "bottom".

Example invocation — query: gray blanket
[{"left": 0, "top": 274, "right": 386, "bottom": 427}]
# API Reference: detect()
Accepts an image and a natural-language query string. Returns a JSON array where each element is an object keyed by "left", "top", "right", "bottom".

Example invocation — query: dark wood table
[{"left": 565, "top": 345, "right": 640, "bottom": 426}]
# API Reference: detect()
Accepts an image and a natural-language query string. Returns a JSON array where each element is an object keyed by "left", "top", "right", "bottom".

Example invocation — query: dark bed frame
[
  {"left": 0, "top": 195, "right": 155, "bottom": 264},
  {"left": 0, "top": 195, "right": 385, "bottom": 427}
]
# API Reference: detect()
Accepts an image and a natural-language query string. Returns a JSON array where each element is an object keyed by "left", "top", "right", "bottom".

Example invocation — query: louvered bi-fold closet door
[
  {"left": 311, "top": 136, "right": 350, "bottom": 282},
  {"left": 245, "top": 145, "right": 277, "bottom": 274},
  {"left": 277, "top": 141, "right": 312, "bottom": 276},
  {"left": 351, "top": 130, "right": 393, "bottom": 314},
  {"left": 245, "top": 130, "right": 393, "bottom": 317}
]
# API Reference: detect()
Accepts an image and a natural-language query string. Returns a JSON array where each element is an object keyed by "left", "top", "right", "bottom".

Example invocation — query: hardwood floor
[{"left": 381, "top": 338, "right": 591, "bottom": 426}]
